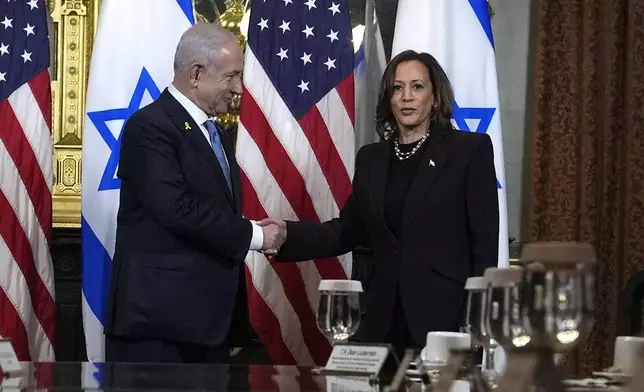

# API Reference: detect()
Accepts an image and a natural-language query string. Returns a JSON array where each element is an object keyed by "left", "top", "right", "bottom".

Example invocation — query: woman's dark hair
[{"left": 375, "top": 50, "right": 455, "bottom": 140}]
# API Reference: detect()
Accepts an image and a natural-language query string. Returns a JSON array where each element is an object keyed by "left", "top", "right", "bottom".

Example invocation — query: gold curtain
[{"left": 528, "top": 0, "right": 644, "bottom": 376}]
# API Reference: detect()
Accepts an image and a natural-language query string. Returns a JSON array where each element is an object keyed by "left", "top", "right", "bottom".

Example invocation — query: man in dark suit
[{"left": 104, "top": 23, "right": 284, "bottom": 364}]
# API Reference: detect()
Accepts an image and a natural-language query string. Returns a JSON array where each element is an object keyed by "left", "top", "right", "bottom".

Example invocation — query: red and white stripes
[
  {"left": 0, "top": 69, "right": 56, "bottom": 362},
  {"left": 238, "top": 47, "right": 354, "bottom": 366}
]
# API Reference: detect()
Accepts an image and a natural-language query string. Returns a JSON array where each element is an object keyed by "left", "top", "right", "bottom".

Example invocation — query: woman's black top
[{"left": 384, "top": 138, "right": 430, "bottom": 240}]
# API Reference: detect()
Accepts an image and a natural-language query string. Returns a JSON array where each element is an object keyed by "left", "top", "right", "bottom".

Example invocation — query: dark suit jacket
[
  {"left": 104, "top": 89, "right": 252, "bottom": 346},
  {"left": 278, "top": 126, "right": 499, "bottom": 345}
]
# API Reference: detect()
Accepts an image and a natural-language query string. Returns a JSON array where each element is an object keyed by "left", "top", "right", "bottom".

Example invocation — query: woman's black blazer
[{"left": 278, "top": 126, "right": 499, "bottom": 345}]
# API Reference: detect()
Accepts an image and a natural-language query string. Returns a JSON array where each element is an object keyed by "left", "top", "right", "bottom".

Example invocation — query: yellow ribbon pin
[{"left": 184, "top": 121, "right": 191, "bottom": 130}]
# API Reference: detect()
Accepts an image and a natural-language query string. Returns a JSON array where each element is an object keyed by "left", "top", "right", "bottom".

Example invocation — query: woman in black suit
[{"left": 266, "top": 50, "right": 499, "bottom": 352}]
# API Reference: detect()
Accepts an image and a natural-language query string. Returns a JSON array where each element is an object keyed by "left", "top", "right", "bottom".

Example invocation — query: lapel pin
[
  {"left": 184, "top": 122, "right": 191, "bottom": 130},
  {"left": 429, "top": 159, "right": 436, "bottom": 167}
]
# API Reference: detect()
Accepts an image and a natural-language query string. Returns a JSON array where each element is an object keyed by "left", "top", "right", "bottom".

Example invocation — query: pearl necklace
[{"left": 393, "top": 131, "right": 430, "bottom": 161}]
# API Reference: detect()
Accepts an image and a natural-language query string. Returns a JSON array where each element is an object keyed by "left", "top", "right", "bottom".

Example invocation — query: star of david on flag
[
  {"left": 87, "top": 68, "right": 161, "bottom": 191},
  {"left": 80, "top": 0, "right": 193, "bottom": 363},
  {"left": 452, "top": 102, "right": 502, "bottom": 189},
  {"left": 391, "top": 0, "right": 509, "bottom": 268}
]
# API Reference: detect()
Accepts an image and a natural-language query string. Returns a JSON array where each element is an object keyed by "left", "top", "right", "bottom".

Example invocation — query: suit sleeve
[
  {"left": 466, "top": 135, "right": 500, "bottom": 277},
  {"left": 277, "top": 149, "right": 370, "bottom": 262},
  {"left": 119, "top": 118, "right": 252, "bottom": 262}
]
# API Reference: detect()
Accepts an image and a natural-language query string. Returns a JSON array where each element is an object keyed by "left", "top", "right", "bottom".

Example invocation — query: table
[
  {"left": 0, "top": 362, "right": 631, "bottom": 391},
  {"left": 2, "top": 362, "right": 369, "bottom": 391}
]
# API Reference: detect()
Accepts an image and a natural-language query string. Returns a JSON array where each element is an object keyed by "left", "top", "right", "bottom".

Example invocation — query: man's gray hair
[{"left": 173, "top": 23, "right": 237, "bottom": 73}]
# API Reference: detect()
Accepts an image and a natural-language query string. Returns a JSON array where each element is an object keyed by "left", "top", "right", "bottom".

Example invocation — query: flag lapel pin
[
  {"left": 429, "top": 159, "right": 436, "bottom": 167},
  {"left": 184, "top": 121, "right": 191, "bottom": 131}
]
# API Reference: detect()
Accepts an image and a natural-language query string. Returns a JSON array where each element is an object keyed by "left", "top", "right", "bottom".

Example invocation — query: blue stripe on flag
[
  {"left": 354, "top": 40, "right": 366, "bottom": 76},
  {"left": 176, "top": 0, "right": 195, "bottom": 24},
  {"left": 93, "top": 363, "right": 104, "bottom": 385},
  {"left": 355, "top": 40, "right": 365, "bottom": 67},
  {"left": 81, "top": 217, "right": 113, "bottom": 324},
  {"left": 468, "top": 0, "right": 495, "bottom": 49}
]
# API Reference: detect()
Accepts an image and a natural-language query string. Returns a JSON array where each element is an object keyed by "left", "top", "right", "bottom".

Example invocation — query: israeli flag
[
  {"left": 354, "top": 0, "right": 387, "bottom": 151},
  {"left": 81, "top": 0, "right": 194, "bottom": 362},
  {"left": 391, "top": 0, "right": 509, "bottom": 268}
]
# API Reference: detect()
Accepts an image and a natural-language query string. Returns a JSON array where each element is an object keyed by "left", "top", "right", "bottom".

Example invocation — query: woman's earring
[{"left": 383, "top": 122, "right": 393, "bottom": 141}]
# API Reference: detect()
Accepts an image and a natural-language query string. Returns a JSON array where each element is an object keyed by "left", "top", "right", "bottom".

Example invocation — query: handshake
[{"left": 258, "top": 218, "right": 287, "bottom": 256}]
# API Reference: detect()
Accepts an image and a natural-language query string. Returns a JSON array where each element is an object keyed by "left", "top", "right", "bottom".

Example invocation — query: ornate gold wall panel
[{"left": 49, "top": 0, "right": 100, "bottom": 228}]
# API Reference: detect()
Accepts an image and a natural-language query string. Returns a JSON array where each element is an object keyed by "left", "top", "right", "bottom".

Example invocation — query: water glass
[{"left": 317, "top": 280, "right": 363, "bottom": 343}]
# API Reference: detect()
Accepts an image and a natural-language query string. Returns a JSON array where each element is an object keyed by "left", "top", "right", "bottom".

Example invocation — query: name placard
[
  {"left": 323, "top": 344, "right": 390, "bottom": 375},
  {"left": 0, "top": 339, "right": 21, "bottom": 372},
  {"left": 325, "top": 376, "right": 376, "bottom": 392}
]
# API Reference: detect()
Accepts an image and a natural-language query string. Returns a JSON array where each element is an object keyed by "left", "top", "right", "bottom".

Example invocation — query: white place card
[
  {"left": 0, "top": 339, "right": 21, "bottom": 372},
  {"left": 326, "top": 375, "right": 376, "bottom": 392},
  {"left": 0, "top": 376, "right": 25, "bottom": 391},
  {"left": 323, "top": 344, "right": 390, "bottom": 375}
]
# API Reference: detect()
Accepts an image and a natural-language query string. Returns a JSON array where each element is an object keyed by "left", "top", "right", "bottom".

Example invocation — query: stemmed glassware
[
  {"left": 317, "top": 280, "right": 363, "bottom": 344},
  {"left": 458, "top": 243, "right": 597, "bottom": 391},
  {"left": 462, "top": 276, "right": 499, "bottom": 387},
  {"left": 484, "top": 267, "right": 533, "bottom": 351},
  {"left": 489, "top": 242, "right": 597, "bottom": 391},
  {"left": 520, "top": 242, "right": 596, "bottom": 353}
]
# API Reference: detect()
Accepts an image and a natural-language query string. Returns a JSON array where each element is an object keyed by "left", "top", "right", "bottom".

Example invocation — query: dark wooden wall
[{"left": 51, "top": 228, "right": 86, "bottom": 360}]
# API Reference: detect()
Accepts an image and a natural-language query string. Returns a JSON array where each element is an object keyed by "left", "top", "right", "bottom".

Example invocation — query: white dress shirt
[{"left": 168, "top": 84, "right": 264, "bottom": 251}]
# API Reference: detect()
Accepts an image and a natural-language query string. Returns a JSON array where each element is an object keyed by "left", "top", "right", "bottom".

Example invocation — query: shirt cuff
[{"left": 248, "top": 220, "right": 264, "bottom": 251}]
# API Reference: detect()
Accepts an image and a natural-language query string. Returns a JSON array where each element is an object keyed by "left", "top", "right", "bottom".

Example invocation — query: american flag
[
  {"left": 237, "top": 0, "right": 355, "bottom": 365},
  {"left": 0, "top": 0, "right": 56, "bottom": 361}
]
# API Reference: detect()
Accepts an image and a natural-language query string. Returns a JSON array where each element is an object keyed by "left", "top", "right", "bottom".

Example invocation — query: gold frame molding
[{"left": 49, "top": 0, "right": 101, "bottom": 228}]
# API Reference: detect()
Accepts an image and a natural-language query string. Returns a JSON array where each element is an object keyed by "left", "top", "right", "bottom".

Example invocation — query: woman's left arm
[{"left": 465, "top": 134, "right": 500, "bottom": 277}]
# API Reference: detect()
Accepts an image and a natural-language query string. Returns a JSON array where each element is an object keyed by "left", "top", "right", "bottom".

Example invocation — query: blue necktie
[{"left": 204, "top": 120, "right": 232, "bottom": 192}]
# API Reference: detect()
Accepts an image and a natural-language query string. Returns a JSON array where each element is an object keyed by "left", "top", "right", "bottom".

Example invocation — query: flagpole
[{"left": 488, "top": 0, "right": 495, "bottom": 17}]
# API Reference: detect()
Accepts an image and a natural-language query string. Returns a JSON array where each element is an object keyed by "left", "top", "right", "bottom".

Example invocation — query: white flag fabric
[
  {"left": 354, "top": 0, "right": 387, "bottom": 151},
  {"left": 81, "top": 362, "right": 102, "bottom": 390},
  {"left": 392, "top": 0, "right": 509, "bottom": 268},
  {"left": 81, "top": 0, "right": 193, "bottom": 362}
]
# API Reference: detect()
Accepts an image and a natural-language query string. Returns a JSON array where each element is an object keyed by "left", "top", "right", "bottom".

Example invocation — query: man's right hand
[{"left": 258, "top": 218, "right": 286, "bottom": 256}]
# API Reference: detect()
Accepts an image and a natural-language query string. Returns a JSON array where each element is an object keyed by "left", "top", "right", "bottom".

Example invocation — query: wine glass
[
  {"left": 520, "top": 242, "right": 597, "bottom": 353},
  {"left": 317, "top": 280, "right": 363, "bottom": 343},
  {"left": 484, "top": 267, "right": 532, "bottom": 350},
  {"left": 463, "top": 276, "right": 500, "bottom": 388},
  {"left": 502, "top": 242, "right": 598, "bottom": 391},
  {"left": 463, "top": 276, "right": 487, "bottom": 349}
]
